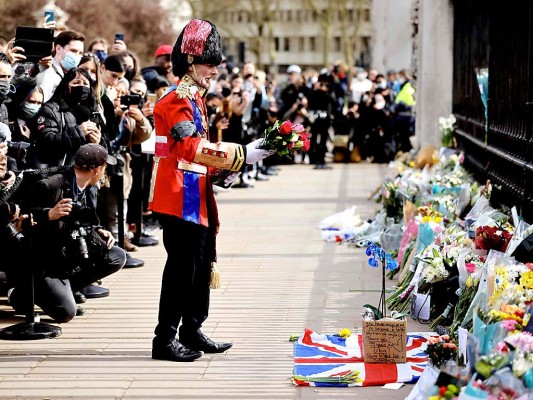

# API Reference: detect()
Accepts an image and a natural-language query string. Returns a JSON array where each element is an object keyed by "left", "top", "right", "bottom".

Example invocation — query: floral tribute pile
[{"left": 321, "top": 146, "right": 533, "bottom": 398}]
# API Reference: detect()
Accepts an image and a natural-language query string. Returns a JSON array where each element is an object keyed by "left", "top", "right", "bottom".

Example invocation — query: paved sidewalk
[{"left": 0, "top": 163, "right": 425, "bottom": 399}]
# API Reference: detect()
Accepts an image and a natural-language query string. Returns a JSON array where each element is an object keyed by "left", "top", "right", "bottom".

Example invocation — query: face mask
[
  {"left": 206, "top": 105, "right": 217, "bottom": 116},
  {"left": 22, "top": 102, "right": 40, "bottom": 119},
  {"left": 89, "top": 72, "right": 97, "bottom": 82},
  {"left": 61, "top": 49, "right": 82, "bottom": 71},
  {"left": 94, "top": 50, "right": 108, "bottom": 63},
  {"left": 70, "top": 85, "right": 91, "bottom": 102},
  {"left": 378, "top": 81, "right": 387, "bottom": 90},
  {"left": 0, "top": 81, "right": 10, "bottom": 103},
  {"left": 125, "top": 68, "right": 135, "bottom": 81},
  {"left": 398, "top": 78, "right": 406, "bottom": 85}
]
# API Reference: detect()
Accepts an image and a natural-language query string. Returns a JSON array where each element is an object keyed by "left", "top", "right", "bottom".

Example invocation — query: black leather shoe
[
  {"left": 123, "top": 253, "right": 145, "bottom": 269},
  {"left": 181, "top": 333, "right": 233, "bottom": 354},
  {"left": 152, "top": 339, "right": 203, "bottom": 362},
  {"left": 73, "top": 291, "right": 86, "bottom": 304},
  {"left": 80, "top": 285, "right": 109, "bottom": 299},
  {"left": 132, "top": 236, "right": 159, "bottom": 247},
  {"left": 76, "top": 306, "right": 86, "bottom": 316}
]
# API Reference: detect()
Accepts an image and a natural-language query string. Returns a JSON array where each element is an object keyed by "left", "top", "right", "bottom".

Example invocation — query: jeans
[{"left": 10, "top": 246, "right": 126, "bottom": 323}]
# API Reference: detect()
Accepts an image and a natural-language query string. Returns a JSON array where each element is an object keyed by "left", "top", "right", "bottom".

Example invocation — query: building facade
[{"left": 205, "top": 0, "right": 373, "bottom": 73}]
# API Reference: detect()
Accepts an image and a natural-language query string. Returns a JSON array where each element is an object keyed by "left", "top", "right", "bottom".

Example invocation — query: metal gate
[{"left": 453, "top": 0, "right": 533, "bottom": 220}]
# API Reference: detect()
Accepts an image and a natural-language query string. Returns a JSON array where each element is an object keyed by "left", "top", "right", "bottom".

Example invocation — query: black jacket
[
  {"left": 29, "top": 98, "right": 90, "bottom": 168},
  {"left": 26, "top": 169, "right": 99, "bottom": 261}
]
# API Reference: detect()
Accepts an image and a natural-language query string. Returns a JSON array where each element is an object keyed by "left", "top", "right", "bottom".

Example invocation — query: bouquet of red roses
[
  {"left": 260, "top": 120, "right": 311, "bottom": 157},
  {"left": 474, "top": 225, "right": 512, "bottom": 252}
]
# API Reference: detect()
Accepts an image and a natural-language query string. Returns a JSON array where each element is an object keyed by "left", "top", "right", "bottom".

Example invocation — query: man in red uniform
[{"left": 149, "top": 19, "right": 271, "bottom": 362}]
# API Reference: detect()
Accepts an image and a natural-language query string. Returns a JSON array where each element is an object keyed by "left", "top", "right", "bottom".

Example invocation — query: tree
[
  {"left": 0, "top": 0, "right": 48, "bottom": 40},
  {"left": 186, "top": 0, "right": 280, "bottom": 70},
  {"left": 56, "top": 0, "right": 176, "bottom": 66}
]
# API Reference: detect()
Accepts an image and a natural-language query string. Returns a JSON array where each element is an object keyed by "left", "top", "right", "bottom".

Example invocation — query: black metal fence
[{"left": 453, "top": 0, "right": 533, "bottom": 220}]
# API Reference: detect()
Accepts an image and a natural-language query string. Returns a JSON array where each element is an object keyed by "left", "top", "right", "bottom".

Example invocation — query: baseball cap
[
  {"left": 287, "top": 64, "right": 302, "bottom": 74},
  {"left": 154, "top": 44, "right": 173, "bottom": 58},
  {"left": 75, "top": 144, "right": 117, "bottom": 168}
]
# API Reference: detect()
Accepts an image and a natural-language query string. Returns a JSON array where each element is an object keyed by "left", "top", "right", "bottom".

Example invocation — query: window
[
  {"left": 275, "top": 37, "right": 280, "bottom": 52},
  {"left": 237, "top": 12, "right": 243, "bottom": 22},
  {"left": 309, "top": 37, "right": 316, "bottom": 51},
  {"left": 296, "top": 10, "right": 301, "bottom": 22},
  {"left": 298, "top": 37, "right": 305, "bottom": 51},
  {"left": 287, "top": 10, "right": 292, "bottom": 22},
  {"left": 334, "top": 37, "right": 341, "bottom": 52},
  {"left": 284, "top": 37, "right": 290, "bottom": 52},
  {"left": 363, "top": 9, "right": 370, "bottom": 21},
  {"left": 348, "top": 9, "right": 354, "bottom": 22}
]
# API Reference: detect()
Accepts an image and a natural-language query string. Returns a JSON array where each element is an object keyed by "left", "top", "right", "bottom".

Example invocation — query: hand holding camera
[
  {"left": 80, "top": 121, "right": 101, "bottom": 144},
  {"left": 6, "top": 38, "right": 26, "bottom": 64},
  {"left": 111, "top": 33, "right": 127, "bottom": 53},
  {"left": 97, "top": 228, "right": 115, "bottom": 249},
  {"left": 48, "top": 198, "right": 73, "bottom": 221},
  {"left": 124, "top": 107, "right": 144, "bottom": 123}
]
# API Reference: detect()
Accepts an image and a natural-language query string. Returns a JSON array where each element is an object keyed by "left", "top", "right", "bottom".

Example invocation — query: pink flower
[
  {"left": 501, "top": 319, "right": 517, "bottom": 332},
  {"left": 466, "top": 263, "right": 476, "bottom": 274},
  {"left": 279, "top": 120, "right": 293, "bottom": 135},
  {"left": 293, "top": 123, "right": 305, "bottom": 133},
  {"left": 302, "top": 138, "right": 311, "bottom": 152}
]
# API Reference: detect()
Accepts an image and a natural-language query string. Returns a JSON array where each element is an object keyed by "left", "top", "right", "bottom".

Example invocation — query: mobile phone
[
  {"left": 120, "top": 93, "right": 142, "bottom": 108},
  {"left": 90, "top": 112, "right": 101, "bottom": 129},
  {"left": 147, "top": 93, "right": 157, "bottom": 106},
  {"left": 115, "top": 32, "right": 124, "bottom": 42},
  {"left": 44, "top": 10, "right": 55, "bottom": 23}
]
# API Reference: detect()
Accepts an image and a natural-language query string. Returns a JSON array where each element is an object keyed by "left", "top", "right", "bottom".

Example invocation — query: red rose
[
  {"left": 302, "top": 138, "right": 311, "bottom": 152},
  {"left": 299, "top": 132, "right": 309, "bottom": 141},
  {"left": 279, "top": 120, "right": 293, "bottom": 135}
]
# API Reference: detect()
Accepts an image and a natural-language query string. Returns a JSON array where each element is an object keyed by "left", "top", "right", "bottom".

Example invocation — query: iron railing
[{"left": 453, "top": 0, "right": 533, "bottom": 220}]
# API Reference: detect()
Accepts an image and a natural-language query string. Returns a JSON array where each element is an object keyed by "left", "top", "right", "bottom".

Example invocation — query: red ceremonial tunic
[{"left": 148, "top": 75, "right": 245, "bottom": 227}]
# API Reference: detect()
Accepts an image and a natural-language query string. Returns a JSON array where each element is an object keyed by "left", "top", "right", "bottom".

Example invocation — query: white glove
[
  {"left": 245, "top": 139, "right": 272, "bottom": 164},
  {"left": 223, "top": 172, "right": 240, "bottom": 187}
]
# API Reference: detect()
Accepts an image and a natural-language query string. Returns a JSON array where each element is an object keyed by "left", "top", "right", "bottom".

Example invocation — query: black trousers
[
  {"left": 154, "top": 214, "right": 211, "bottom": 344},
  {"left": 10, "top": 246, "right": 126, "bottom": 323}
]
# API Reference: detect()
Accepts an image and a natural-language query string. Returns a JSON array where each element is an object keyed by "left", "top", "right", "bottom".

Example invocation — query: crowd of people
[{"left": 0, "top": 16, "right": 416, "bottom": 325}]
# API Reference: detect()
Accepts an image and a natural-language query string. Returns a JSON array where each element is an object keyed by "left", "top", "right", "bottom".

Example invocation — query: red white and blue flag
[{"left": 293, "top": 328, "right": 433, "bottom": 387}]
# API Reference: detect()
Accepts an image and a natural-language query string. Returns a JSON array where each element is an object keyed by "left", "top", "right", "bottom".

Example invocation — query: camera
[
  {"left": 2, "top": 221, "right": 24, "bottom": 243},
  {"left": 0, "top": 128, "right": 30, "bottom": 162},
  {"left": 61, "top": 201, "right": 99, "bottom": 273},
  {"left": 120, "top": 93, "right": 142, "bottom": 109}
]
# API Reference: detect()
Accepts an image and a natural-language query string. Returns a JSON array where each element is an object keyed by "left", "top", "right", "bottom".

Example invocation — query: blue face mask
[
  {"left": 60, "top": 49, "right": 82, "bottom": 71},
  {"left": 22, "top": 102, "right": 40, "bottom": 119}
]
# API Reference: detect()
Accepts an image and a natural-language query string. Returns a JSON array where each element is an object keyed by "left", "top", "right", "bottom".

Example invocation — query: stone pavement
[{"left": 0, "top": 163, "right": 427, "bottom": 399}]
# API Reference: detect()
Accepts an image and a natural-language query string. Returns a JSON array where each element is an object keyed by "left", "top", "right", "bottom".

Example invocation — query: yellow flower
[
  {"left": 466, "top": 275, "right": 473, "bottom": 288},
  {"left": 339, "top": 328, "right": 352, "bottom": 338}
]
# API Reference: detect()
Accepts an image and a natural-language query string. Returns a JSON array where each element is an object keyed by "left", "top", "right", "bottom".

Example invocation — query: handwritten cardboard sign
[{"left": 363, "top": 319, "right": 407, "bottom": 364}]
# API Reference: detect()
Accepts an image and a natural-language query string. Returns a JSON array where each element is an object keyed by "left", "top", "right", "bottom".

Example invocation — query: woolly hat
[{"left": 171, "top": 19, "right": 223, "bottom": 78}]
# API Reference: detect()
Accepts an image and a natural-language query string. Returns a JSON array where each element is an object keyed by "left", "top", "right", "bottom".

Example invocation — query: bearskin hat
[{"left": 172, "top": 19, "right": 223, "bottom": 78}]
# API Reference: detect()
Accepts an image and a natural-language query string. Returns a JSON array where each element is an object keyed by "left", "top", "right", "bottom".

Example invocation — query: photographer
[{"left": 9, "top": 144, "right": 126, "bottom": 323}]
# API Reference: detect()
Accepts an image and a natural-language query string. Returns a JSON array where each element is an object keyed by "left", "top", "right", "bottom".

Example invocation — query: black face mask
[
  {"left": 0, "top": 81, "right": 11, "bottom": 104},
  {"left": 125, "top": 68, "right": 135, "bottom": 81},
  {"left": 221, "top": 86, "right": 231, "bottom": 98},
  {"left": 70, "top": 86, "right": 91, "bottom": 102},
  {"left": 206, "top": 106, "right": 217, "bottom": 116}
]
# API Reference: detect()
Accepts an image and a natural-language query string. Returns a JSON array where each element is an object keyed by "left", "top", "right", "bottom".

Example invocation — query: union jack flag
[{"left": 293, "top": 328, "right": 433, "bottom": 387}]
